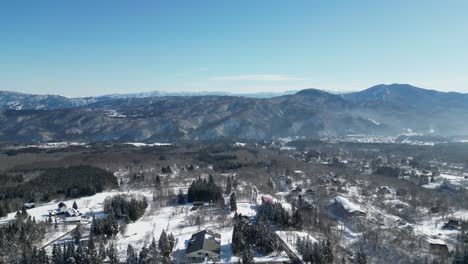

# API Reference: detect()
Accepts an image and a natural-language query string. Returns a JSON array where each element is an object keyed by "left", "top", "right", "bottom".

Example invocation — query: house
[
  {"left": 58, "top": 202, "right": 68, "bottom": 213},
  {"left": 261, "top": 195, "right": 274, "bottom": 204},
  {"left": 377, "top": 186, "right": 395, "bottom": 196},
  {"left": 192, "top": 201, "right": 204, "bottom": 206},
  {"left": 59, "top": 207, "right": 82, "bottom": 222},
  {"left": 334, "top": 196, "right": 366, "bottom": 217},
  {"left": 186, "top": 230, "right": 221, "bottom": 263},
  {"left": 24, "top": 203, "right": 35, "bottom": 209},
  {"left": 65, "top": 208, "right": 80, "bottom": 217},
  {"left": 427, "top": 238, "right": 449, "bottom": 256},
  {"left": 443, "top": 218, "right": 462, "bottom": 230},
  {"left": 191, "top": 201, "right": 205, "bottom": 210}
]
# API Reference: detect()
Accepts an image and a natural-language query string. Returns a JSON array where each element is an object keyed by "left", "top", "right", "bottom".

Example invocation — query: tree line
[
  {"left": 187, "top": 175, "right": 223, "bottom": 203},
  {"left": 0, "top": 166, "right": 118, "bottom": 215},
  {"left": 103, "top": 194, "right": 148, "bottom": 222}
]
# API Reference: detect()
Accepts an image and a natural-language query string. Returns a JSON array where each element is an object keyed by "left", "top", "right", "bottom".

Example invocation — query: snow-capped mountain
[{"left": 0, "top": 84, "right": 467, "bottom": 142}]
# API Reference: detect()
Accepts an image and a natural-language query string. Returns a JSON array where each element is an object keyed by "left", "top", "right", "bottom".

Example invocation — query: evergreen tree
[
  {"left": 232, "top": 220, "right": 244, "bottom": 254},
  {"left": 149, "top": 237, "right": 162, "bottom": 263},
  {"left": 66, "top": 257, "right": 76, "bottom": 264},
  {"left": 242, "top": 246, "right": 254, "bottom": 264},
  {"left": 72, "top": 225, "right": 81, "bottom": 244},
  {"left": 155, "top": 175, "right": 161, "bottom": 188},
  {"left": 126, "top": 244, "right": 138, "bottom": 264},
  {"left": 453, "top": 247, "right": 463, "bottom": 264},
  {"left": 187, "top": 177, "right": 223, "bottom": 202},
  {"left": 230, "top": 192, "right": 237, "bottom": 212},
  {"left": 323, "top": 239, "right": 334, "bottom": 264},
  {"left": 232, "top": 178, "right": 238, "bottom": 190},
  {"left": 167, "top": 233, "right": 175, "bottom": 254},
  {"left": 209, "top": 174, "right": 214, "bottom": 184},
  {"left": 355, "top": 247, "right": 367, "bottom": 264},
  {"left": 51, "top": 244, "right": 62, "bottom": 264},
  {"left": 87, "top": 232, "right": 99, "bottom": 263},
  {"left": 74, "top": 244, "right": 86, "bottom": 264},
  {"left": 38, "top": 248, "right": 50, "bottom": 264},
  {"left": 0, "top": 203, "right": 5, "bottom": 217},
  {"left": 72, "top": 201, "right": 78, "bottom": 210},
  {"left": 225, "top": 175, "right": 232, "bottom": 194},
  {"left": 292, "top": 208, "right": 303, "bottom": 228},
  {"left": 139, "top": 245, "right": 150, "bottom": 264},
  {"left": 158, "top": 229, "right": 168, "bottom": 256},
  {"left": 107, "top": 243, "right": 118, "bottom": 264},
  {"left": 98, "top": 241, "right": 107, "bottom": 262},
  {"left": 177, "top": 189, "right": 186, "bottom": 204}
]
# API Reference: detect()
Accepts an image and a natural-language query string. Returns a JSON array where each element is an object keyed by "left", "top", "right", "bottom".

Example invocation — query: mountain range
[{"left": 1, "top": 84, "right": 467, "bottom": 142}]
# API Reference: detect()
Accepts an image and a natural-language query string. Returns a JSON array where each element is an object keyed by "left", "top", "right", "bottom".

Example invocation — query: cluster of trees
[
  {"left": 91, "top": 216, "right": 119, "bottom": 238},
  {"left": 156, "top": 229, "right": 175, "bottom": 258},
  {"left": 104, "top": 195, "right": 148, "bottom": 222},
  {"left": 187, "top": 176, "right": 223, "bottom": 203},
  {"left": 230, "top": 192, "right": 237, "bottom": 212},
  {"left": 224, "top": 175, "right": 238, "bottom": 195},
  {"left": 0, "top": 211, "right": 47, "bottom": 263},
  {"left": 256, "top": 201, "right": 301, "bottom": 228},
  {"left": 197, "top": 151, "right": 244, "bottom": 172},
  {"left": 374, "top": 166, "right": 401, "bottom": 178},
  {"left": 232, "top": 214, "right": 279, "bottom": 255},
  {"left": 296, "top": 238, "right": 335, "bottom": 264},
  {"left": 161, "top": 166, "right": 172, "bottom": 174},
  {"left": 0, "top": 201, "right": 10, "bottom": 217},
  {"left": 453, "top": 247, "right": 468, "bottom": 264},
  {"left": 126, "top": 231, "right": 174, "bottom": 264},
  {"left": 0, "top": 173, "right": 24, "bottom": 186},
  {"left": 0, "top": 166, "right": 118, "bottom": 215},
  {"left": 48, "top": 239, "right": 107, "bottom": 264},
  {"left": 154, "top": 175, "right": 162, "bottom": 188},
  {"left": 15, "top": 225, "right": 175, "bottom": 264},
  {"left": 453, "top": 233, "right": 468, "bottom": 264}
]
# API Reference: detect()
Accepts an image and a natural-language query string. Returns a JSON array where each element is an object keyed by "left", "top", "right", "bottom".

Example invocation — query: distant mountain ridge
[
  {"left": 1, "top": 84, "right": 467, "bottom": 142},
  {"left": 0, "top": 90, "right": 299, "bottom": 111}
]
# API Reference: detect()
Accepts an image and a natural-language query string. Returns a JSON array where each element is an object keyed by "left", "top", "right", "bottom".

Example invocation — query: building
[
  {"left": 191, "top": 201, "right": 205, "bottom": 210},
  {"left": 427, "top": 238, "right": 449, "bottom": 256},
  {"left": 377, "top": 186, "right": 395, "bottom": 196},
  {"left": 58, "top": 202, "right": 68, "bottom": 213},
  {"left": 65, "top": 208, "right": 80, "bottom": 217},
  {"left": 261, "top": 195, "right": 274, "bottom": 204},
  {"left": 334, "top": 196, "right": 366, "bottom": 217},
  {"left": 60, "top": 207, "right": 82, "bottom": 222},
  {"left": 443, "top": 218, "right": 462, "bottom": 230},
  {"left": 24, "top": 203, "right": 35, "bottom": 209},
  {"left": 186, "top": 230, "right": 221, "bottom": 263}
]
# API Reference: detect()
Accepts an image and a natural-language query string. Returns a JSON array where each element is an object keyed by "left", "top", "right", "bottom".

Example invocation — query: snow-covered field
[
  {"left": 0, "top": 190, "right": 128, "bottom": 225},
  {"left": 0, "top": 184, "right": 293, "bottom": 263},
  {"left": 124, "top": 142, "right": 172, "bottom": 147}
]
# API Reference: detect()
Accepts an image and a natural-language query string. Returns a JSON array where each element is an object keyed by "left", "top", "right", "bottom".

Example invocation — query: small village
[{"left": 1, "top": 140, "right": 468, "bottom": 263}]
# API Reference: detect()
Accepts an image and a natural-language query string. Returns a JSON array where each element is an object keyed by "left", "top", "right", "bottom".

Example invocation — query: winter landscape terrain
[
  {"left": 1, "top": 139, "right": 468, "bottom": 263},
  {"left": 2, "top": 1, "right": 468, "bottom": 263}
]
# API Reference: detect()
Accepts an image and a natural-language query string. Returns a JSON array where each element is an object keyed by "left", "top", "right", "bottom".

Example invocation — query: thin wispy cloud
[{"left": 209, "top": 74, "right": 304, "bottom": 81}]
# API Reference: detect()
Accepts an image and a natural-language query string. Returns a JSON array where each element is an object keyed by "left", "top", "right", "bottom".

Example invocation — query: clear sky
[{"left": 1, "top": 0, "right": 467, "bottom": 97}]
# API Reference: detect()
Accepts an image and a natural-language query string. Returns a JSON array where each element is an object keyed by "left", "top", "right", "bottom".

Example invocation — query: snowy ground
[
  {"left": 0, "top": 185, "right": 295, "bottom": 263},
  {"left": 0, "top": 190, "right": 128, "bottom": 225}
]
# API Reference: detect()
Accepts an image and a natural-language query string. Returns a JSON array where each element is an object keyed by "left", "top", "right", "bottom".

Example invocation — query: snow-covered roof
[
  {"left": 426, "top": 237, "right": 446, "bottom": 246},
  {"left": 335, "top": 196, "right": 366, "bottom": 214},
  {"left": 65, "top": 208, "right": 80, "bottom": 217}
]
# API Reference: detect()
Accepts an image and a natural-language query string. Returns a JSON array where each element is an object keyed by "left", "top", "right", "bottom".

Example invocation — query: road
[
  {"left": 41, "top": 224, "right": 78, "bottom": 249},
  {"left": 274, "top": 232, "right": 303, "bottom": 264}
]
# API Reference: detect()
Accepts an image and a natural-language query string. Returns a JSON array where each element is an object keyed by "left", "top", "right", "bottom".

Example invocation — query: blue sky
[{"left": 1, "top": 0, "right": 467, "bottom": 97}]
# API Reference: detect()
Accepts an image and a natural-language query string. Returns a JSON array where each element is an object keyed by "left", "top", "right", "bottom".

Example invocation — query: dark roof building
[{"left": 186, "top": 230, "right": 221, "bottom": 263}]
